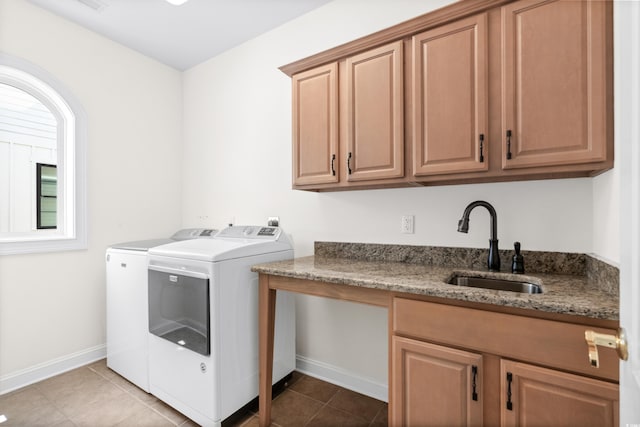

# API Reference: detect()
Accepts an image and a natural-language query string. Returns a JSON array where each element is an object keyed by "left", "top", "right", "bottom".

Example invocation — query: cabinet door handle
[
  {"left": 585, "top": 327, "right": 628, "bottom": 368},
  {"left": 506, "top": 372, "right": 513, "bottom": 411},
  {"left": 479, "top": 134, "right": 485, "bottom": 163},
  {"left": 506, "top": 130, "right": 513, "bottom": 160},
  {"left": 347, "top": 152, "right": 352, "bottom": 175},
  {"left": 471, "top": 365, "right": 478, "bottom": 401},
  {"left": 330, "top": 154, "right": 336, "bottom": 176}
]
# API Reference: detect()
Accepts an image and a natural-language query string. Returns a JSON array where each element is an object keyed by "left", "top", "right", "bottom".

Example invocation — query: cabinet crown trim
[{"left": 279, "top": 0, "right": 516, "bottom": 76}]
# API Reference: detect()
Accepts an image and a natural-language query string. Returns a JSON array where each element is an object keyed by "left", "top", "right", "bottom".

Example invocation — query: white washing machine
[
  {"left": 147, "top": 225, "right": 295, "bottom": 427},
  {"left": 106, "top": 228, "right": 217, "bottom": 392}
]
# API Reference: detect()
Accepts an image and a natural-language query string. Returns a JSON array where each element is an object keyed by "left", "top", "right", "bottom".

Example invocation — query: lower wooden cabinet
[
  {"left": 501, "top": 360, "right": 618, "bottom": 427},
  {"left": 390, "top": 298, "right": 619, "bottom": 427},
  {"left": 391, "top": 336, "right": 483, "bottom": 426}
]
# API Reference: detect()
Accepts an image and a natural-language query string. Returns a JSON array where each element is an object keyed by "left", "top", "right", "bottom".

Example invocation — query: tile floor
[{"left": 0, "top": 359, "right": 387, "bottom": 427}]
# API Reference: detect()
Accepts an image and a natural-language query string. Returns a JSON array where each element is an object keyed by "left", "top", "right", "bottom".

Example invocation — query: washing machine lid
[
  {"left": 148, "top": 226, "right": 292, "bottom": 262},
  {"left": 108, "top": 228, "right": 218, "bottom": 251},
  {"left": 109, "top": 238, "right": 175, "bottom": 251}
]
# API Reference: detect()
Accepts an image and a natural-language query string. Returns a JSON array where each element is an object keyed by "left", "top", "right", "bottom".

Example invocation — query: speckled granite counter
[{"left": 252, "top": 242, "right": 619, "bottom": 321}]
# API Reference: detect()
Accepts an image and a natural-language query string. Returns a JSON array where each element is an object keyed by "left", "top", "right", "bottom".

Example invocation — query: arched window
[{"left": 0, "top": 54, "right": 86, "bottom": 254}]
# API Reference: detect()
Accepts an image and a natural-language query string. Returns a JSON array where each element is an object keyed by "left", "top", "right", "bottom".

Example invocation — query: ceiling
[{"left": 26, "top": 0, "right": 332, "bottom": 71}]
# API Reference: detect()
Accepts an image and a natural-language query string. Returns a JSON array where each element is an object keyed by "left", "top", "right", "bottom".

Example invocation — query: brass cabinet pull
[{"left": 585, "top": 327, "right": 628, "bottom": 368}]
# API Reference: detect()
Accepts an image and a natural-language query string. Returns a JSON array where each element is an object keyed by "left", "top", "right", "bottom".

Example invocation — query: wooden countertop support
[{"left": 258, "top": 273, "right": 391, "bottom": 426}]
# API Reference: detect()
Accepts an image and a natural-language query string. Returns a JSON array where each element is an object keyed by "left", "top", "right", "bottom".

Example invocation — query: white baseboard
[
  {"left": 0, "top": 345, "right": 106, "bottom": 395},
  {"left": 295, "top": 355, "right": 388, "bottom": 402}
]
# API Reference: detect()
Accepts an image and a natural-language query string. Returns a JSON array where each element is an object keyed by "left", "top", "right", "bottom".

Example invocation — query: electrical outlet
[
  {"left": 268, "top": 216, "right": 280, "bottom": 226},
  {"left": 401, "top": 215, "right": 414, "bottom": 234}
]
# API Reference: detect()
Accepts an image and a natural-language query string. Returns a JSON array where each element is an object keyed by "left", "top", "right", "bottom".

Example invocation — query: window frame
[{"left": 0, "top": 53, "right": 87, "bottom": 255}]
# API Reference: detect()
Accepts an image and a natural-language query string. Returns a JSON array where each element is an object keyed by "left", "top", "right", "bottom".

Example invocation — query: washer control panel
[
  {"left": 216, "top": 225, "right": 282, "bottom": 240},
  {"left": 171, "top": 228, "right": 218, "bottom": 240}
]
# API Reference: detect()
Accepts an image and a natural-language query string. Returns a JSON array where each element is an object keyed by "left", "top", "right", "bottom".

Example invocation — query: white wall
[
  {"left": 183, "top": 0, "right": 615, "bottom": 397},
  {"left": 0, "top": 0, "right": 183, "bottom": 384}
]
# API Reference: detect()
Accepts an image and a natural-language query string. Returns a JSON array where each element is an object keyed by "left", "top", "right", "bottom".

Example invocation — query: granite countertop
[{"left": 252, "top": 242, "right": 619, "bottom": 321}]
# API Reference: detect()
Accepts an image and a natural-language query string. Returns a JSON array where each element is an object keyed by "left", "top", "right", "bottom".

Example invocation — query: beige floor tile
[
  {"left": 284, "top": 371, "right": 305, "bottom": 388},
  {"left": 69, "top": 391, "right": 148, "bottom": 426},
  {"left": 87, "top": 358, "right": 109, "bottom": 372},
  {"left": 306, "top": 405, "right": 370, "bottom": 427},
  {"left": 0, "top": 366, "right": 387, "bottom": 427},
  {"left": 114, "top": 405, "right": 176, "bottom": 427},
  {"left": 326, "top": 389, "right": 385, "bottom": 423},
  {"left": 0, "top": 387, "right": 67, "bottom": 426},
  {"left": 50, "top": 420, "right": 78, "bottom": 427},
  {"left": 150, "top": 400, "right": 188, "bottom": 425},
  {"left": 43, "top": 376, "right": 128, "bottom": 419},
  {"left": 288, "top": 375, "right": 340, "bottom": 403},
  {"left": 237, "top": 415, "right": 260, "bottom": 427},
  {"left": 270, "top": 389, "right": 323, "bottom": 427},
  {"left": 89, "top": 362, "right": 125, "bottom": 384},
  {"left": 36, "top": 366, "right": 107, "bottom": 402},
  {"left": 120, "top": 382, "right": 159, "bottom": 405},
  {"left": 370, "top": 404, "right": 388, "bottom": 427},
  {"left": 178, "top": 417, "right": 201, "bottom": 426},
  {"left": 221, "top": 407, "right": 255, "bottom": 427},
  {"left": 101, "top": 372, "right": 158, "bottom": 405}
]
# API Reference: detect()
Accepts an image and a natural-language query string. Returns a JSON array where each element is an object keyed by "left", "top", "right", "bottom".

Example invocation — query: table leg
[{"left": 259, "top": 274, "right": 276, "bottom": 427}]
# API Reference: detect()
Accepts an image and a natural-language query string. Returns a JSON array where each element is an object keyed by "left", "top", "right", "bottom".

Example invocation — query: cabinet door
[
  {"left": 501, "top": 360, "right": 618, "bottom": 427},
  {"left": 391, "top": 336, "right": 483, "bottom": 427},
  {"left": 345, "top": 41, "right": 404, "bottom": 181},
  {"left": 501, "top": 0, "right": 609, "bottom": 169},
  {"left": 292, "top": 63, "right": 339, "bottom": 186},
  {"left": 412, "top": 14, "right": 488, "bottom": 176}
]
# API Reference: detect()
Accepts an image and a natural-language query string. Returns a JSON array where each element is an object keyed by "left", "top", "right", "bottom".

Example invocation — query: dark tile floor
[{"left": 0, "top": 359, "right": 387, "bottom": 426}]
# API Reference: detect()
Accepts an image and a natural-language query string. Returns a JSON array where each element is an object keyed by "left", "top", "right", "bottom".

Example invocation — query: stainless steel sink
[{"left": 446, "top": 274, "right": 542, "bottom": 294}]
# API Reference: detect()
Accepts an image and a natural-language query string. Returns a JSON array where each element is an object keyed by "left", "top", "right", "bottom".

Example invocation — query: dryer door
[{"left": 148, "top": 266, "right": 210, "bottom": 356}]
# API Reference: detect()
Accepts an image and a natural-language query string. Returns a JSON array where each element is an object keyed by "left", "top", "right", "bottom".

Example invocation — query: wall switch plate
[{"left": 401, "top": 215, "right": 414, "bottom": 234}]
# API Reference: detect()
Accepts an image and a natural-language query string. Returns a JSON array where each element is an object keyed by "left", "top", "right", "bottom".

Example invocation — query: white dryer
[
  {"left": 147, "top": 225, "right": 295, "bottom": 427},
  {"left": 106, "top": 228, "right": 217, "bottom": 392}
]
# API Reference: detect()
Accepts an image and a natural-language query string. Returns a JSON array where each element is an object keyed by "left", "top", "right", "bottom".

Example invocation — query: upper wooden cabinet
[
  {"left": 281, "top": 0, "right": 613, "bottom": 191},
  {"left": 413, "top": 14, "right": 489, "bottom": 176},
  {"left": 346, "top": 41, "right": 404, "bottom": 182},
  {"left": 290, "top": 41, "right": 405, "bottom": 190},
  {"left": 501, "top": 0, "right": 610, "bottom": 170},
  {"left": 292, "top": 63, "right": 339, "bottom": 186}
]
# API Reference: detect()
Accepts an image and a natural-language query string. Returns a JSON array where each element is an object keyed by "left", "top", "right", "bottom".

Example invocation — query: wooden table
[{"left": 258, "top": 274, "right": 391, "bottom": 427}]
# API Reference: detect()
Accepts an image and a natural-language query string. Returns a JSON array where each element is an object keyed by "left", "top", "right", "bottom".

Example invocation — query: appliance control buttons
[{"left": 258, "top": 227, "right": 276, "bottom": 236}]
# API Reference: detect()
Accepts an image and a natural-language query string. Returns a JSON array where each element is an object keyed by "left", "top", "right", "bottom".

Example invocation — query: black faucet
[{"left": 457, "top": 200, "right": 500, "bottom": 272}]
